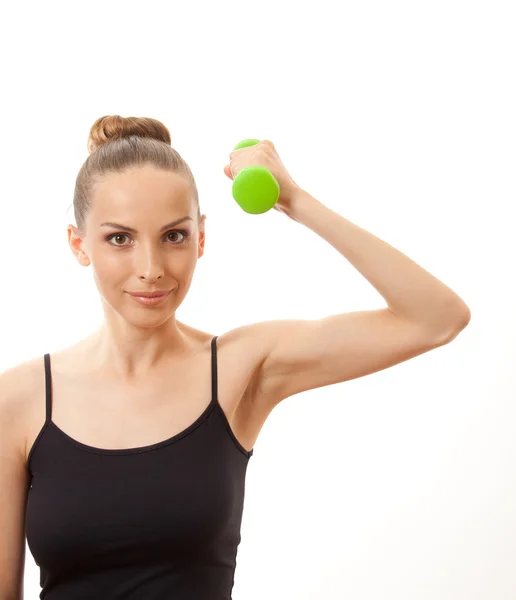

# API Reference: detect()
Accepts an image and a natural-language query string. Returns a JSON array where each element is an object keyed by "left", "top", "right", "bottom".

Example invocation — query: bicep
[{"left": 252, "top": 309, "right": 448, "bottom": 404}]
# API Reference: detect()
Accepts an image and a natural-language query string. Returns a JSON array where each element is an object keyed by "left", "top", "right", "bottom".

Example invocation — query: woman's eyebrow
[{"left": 100, "top": 216, "right": 193, "bottom": 233}]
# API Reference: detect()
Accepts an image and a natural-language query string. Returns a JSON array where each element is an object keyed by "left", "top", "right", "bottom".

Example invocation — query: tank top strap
[
  {"left": 43, "top": 353, "right": 53, "bottom": 423},
  {"left": 211, "top": 335, "right": 219, "bottom": 406},
  {"left": 42, "top": 339, "right": 219, "bottom": 424}
]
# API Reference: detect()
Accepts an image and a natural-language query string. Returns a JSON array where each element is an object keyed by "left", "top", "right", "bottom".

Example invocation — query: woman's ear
[
  {"left": 67, "top": 224, "right": 91, "bottom": 266},
  {"left": 198, "top": 215, "right": 207, "bottom": 258}
]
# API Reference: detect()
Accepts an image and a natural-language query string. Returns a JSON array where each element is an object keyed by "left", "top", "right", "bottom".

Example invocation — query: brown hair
[{"left": 72, "top": 115, "right": 200, "bottom": 234}]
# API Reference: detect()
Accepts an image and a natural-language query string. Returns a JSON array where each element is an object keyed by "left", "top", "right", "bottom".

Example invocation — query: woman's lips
[{"left": 127, "top": 291, "right": 171, "bottom": 306}]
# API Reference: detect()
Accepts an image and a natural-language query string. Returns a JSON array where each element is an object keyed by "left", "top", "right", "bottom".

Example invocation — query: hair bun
[{"left": 87, "top": 115, "right": 172, "bottom": 154}]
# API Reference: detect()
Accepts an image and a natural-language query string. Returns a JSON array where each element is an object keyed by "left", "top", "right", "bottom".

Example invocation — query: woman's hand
[{"left": 224, "top": 140, "right": 302, "bottom": 216}]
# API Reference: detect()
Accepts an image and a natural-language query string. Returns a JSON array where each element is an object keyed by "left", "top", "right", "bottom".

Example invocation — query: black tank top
[{"left": 25, "top": 336, "right": 254, "bottom": 600}]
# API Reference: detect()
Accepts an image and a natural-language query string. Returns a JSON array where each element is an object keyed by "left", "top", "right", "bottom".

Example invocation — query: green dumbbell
[{"left": 231, "top": 139, "right": 280, "bottom": 214}]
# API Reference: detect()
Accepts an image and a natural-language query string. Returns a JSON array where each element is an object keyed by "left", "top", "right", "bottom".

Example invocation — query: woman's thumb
[{"left": 223, "top": 164, "right": 234, "bottom": 180}]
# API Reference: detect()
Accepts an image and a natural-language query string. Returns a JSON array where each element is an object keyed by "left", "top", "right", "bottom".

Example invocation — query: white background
[{"left": 0, "top": 1, "right": 514, "bottom": 598}]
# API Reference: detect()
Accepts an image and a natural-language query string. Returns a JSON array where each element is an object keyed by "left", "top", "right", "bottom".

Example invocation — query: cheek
[
  {"left": 90, "top": 250, "right": 127, "bottom": 288},
  {"left": 97, "top": 255, "right": 125, "bottom": 277}
]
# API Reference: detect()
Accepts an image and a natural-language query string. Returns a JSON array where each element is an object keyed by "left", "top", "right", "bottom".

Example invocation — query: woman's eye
[
  {"left": 106, "top": 230, "right": 189, "bottom": 246},
  {"left": 167, "top": 230, "right": 189, "bottom": 243},
  {"left": 109, "top": 234, "right": 129, "bottom": 246}
]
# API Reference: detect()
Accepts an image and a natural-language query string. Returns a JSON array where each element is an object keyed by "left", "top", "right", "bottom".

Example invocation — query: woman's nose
[{"left": 136, "top": 246, "right": 165, "bottom": 282}]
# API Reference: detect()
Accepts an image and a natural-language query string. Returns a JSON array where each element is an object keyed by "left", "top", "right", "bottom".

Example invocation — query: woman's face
[{"left": 68, "top": 164, "right": 206, "bottom": 326}]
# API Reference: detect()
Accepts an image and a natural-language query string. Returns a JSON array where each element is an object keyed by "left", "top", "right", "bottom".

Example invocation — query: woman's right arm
[{"left": 0, "top": 367, "right": 30, "bottom": 600}]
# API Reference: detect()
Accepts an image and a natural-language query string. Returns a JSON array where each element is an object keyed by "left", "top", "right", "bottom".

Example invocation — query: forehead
[{"left": 91, "top": 165, "right": 192, "bottom": 215}]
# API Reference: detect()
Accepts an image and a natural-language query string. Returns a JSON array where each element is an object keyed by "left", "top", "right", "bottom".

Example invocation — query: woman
[{"left": 0, "top": 115, "right": 470, "bottom": 599}]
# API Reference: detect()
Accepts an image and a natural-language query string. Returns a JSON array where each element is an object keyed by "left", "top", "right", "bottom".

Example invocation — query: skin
[{"left": 67, "top": 164, "right": 207, "bottom": 382}]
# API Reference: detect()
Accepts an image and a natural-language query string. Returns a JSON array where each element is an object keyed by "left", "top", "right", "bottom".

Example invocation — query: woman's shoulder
[
  {"left": 183, "top": 322, "right": 272, "bottom": 389},
  {"left": 0, "top": 356, "right": 44, "bottom": 403},
  {"left": 0, "top": 357, "right": 42, "bottom": 455},
  {"left": 180, "top": 321, "right": 263, "bottom": 359}
]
